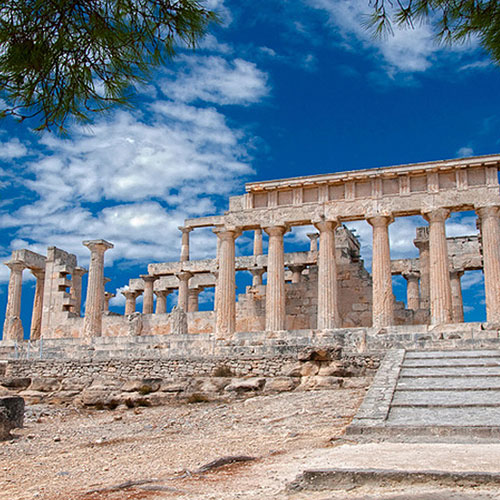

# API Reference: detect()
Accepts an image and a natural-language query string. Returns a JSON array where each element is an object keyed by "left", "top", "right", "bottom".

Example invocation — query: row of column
[{"left": 212, "top": 204, "right": 500, "bottom": 336}]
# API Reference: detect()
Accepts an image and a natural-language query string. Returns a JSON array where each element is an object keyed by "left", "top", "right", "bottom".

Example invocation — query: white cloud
[
  {"left": 457, "top": 146, "right": 474, "bottom": 157},
  {"left": 162, "top": 56, "right": 269, "bottom": 105},
  {"left": 0, "top": 138, "right": 28, "bottom": 160},
  {"left": 305, "top": 0, "right": 475, "bottom": 75}
]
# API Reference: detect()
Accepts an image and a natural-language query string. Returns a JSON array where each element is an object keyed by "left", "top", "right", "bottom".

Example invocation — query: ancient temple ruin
[{"left": 2, "top": 154, "right": 500, "bottom": 343}]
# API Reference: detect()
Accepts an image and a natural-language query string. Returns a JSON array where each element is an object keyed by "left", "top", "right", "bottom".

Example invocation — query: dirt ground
[{"left": 1, "top": 385, "right": 500, "bottom": 500}]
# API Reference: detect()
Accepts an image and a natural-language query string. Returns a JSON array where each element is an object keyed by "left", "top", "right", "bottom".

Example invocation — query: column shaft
[
  {"left": 250, "top": 268, "right": 265, "bottom": 286},
  {"left": 3, "top": 262, "right": 25, "bottom": 341},
  {"left": 253, "top": 228, "right": 263, "bottom": 256},
  {"left": 477, "top": 206, "right": 500, "bottom": 323},
  {"left": 368, "top": 216, "right": 394, "bottom": 328},
  {"left": 188, "top": 288, "right": 202, "bottom": 312},
  {"left": 264, "top": 226, "right": 287, "bottom": 331},
  {"left": 424, "top": 209, "right": 453, "bottom": 325},
  {"left": 179, "top": 227, "right": 192, "bottom": 262},
  {"left": 450, "top": 271, "right": 464, "bottom": 323},
  {"left": 71, "top": 267, "right": 87, "bottom": 316},
  {"left": 155, "top": 290, "right": 170, "bottom": 314},
  {"left": 123, "top": 290, "right": 139, "bottom": 315},
  {"left": 83, "top": 240, "right": 113, "bottom": 338},
  {"left": 403, "top": 272, "right": 420, "bottom": 311},
  {"left": 141, "top": 275, "right": 158, "bottom": 314},
  {"left": 30, "top": 270, "right": 45, "bottom": 340},
  {"left": 314, "top": 221, "right": 339, "bottom": 329},
  {"left": 176, "top": 272, "right": 193, "bottom": 312},
  {"left": 214, "top": 229, "right": 238, "bottom": 336}
]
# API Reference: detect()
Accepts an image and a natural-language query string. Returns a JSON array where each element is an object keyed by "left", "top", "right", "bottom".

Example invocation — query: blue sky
[{"left": 1, "top": 0, "right": 499, "bottom": 335}]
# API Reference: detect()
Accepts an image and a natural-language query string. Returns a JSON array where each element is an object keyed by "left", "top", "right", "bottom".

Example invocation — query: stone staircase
[{"left": 347, "top": 347, "right": 500, "bottom": 442}]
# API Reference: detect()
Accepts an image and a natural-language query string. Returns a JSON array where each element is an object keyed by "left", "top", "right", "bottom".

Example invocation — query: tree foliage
[
  {"left": 0, "top": 0, "right": 217, "bottom": 132},
  {"left": 368, "top": 0, "right": 500, "bottom": 62}
]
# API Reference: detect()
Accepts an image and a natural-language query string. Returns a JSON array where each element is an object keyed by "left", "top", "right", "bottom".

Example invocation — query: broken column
[
  {"left": 104, "top": 292, "right": 115, "bottom": 312},
  {"left": 450, "top": 270, "right": 464, "bottom": 323},
  {"left": 3, "top": 261, "right": 25, "bottom": 341},
  {"left": 250, "top": 267, "right": 265, "bottom": 286},
  {"left": 288, "top": 265, "right": 305, "bottom": 284},
  {"left": 70, "top": 267, "right": 87, "bottom": 316},
  {"left": 30, "top": 269, "right": 45, "bottom": 340},
  {"left": 307, "top": 233, "right": 319, "bottom": 252},
  {"left": 402, "top": 271, "right": 420, "bottom": 311},
  {"left": 368, "top": 215, "right": 394, "bottom": 328},
  {"left": 82, "top": 239, "right": 113, "bottom": 338},
  {"left": 414, "top": 227, "right": 430, "bottom": 310}
]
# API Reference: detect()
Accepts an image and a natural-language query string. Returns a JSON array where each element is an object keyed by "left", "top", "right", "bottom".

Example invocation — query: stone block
[
  {"left": 300, "top": 361, "right": 320, "bottom": 377},
  {"left": 0, "top": 396, "right": 24, "bottom": 440},
  {"left": 0, "top": 377, "right": 31, "bottom": 390},
  {"left": 297, "top": 376, "right": 343, "bottom": 391},
  {"left": 29, "top": 377, "right": 61, "bottom": 392},
  {"left": 224, "top": 377, "right": 266, "bottom": 394},
  {"left": 264, "top": 377, "right": 298, "bottom": 393}
]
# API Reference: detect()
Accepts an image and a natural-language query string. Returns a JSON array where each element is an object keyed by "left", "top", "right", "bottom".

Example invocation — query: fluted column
[
  {"left": 307, "top": 233, "right": 319, "bottom": 252},
  {"left": 176, "top": 271, "right": 193, "bottom": 311},
  {"left": 188, "top": 287, "right": 202, "bottom": 312},
  {"left": 179, "top": 226, "right": 193, "bottom": 262},
  {"left": 450, "top": 270, "right": 465, "bottom": 323},
  {"left": 3, "top": 261, "right": 25, "bottom": 341},
  {"left": 402, "top": 271, "right": 420, "bottom": 311},
  {"left": 314, "top": 220, "right": 340, "bottom": 330},
  {"left": 414, "top": 228, "right": 430, "bottom": 310},
  {"left": 367, "top": 215, "right": 394, "bottom": 328},
  {"left": 30, "top": 269, "right": 45, "bottom": 341},
  {"left": 423, "top": 209, "right": 453, "bottom": 325},
  {"left": 83, "top": 239, "right": 114, "bottom": 338},
  {"left": 477, "top": 206, "right": 500, "bottom": 323},
  {"left": 104, "top": 292, "right": 115, "bottom": 312},
  {"left": 214, "top": 228, "right": 239, "bottom": 337},
  {"left": 71, "top": 267, "right": 87, "bottom": 316},
  {"left": 253, "top": 228, "right": 263, "bottom": 256},
  {"left": 154, "top": 290, "right": 171, "bottom": 314},
  {"left": 140, "top": 275, "right": 158, "bottom": 314},
  {"left": 250, "top": 267, "right": 265, "bottom": 286},
  {"left": 264, "top": 225, "right": 287, "bottom": 331},
  {"left": 122, "top": 290, "right": 140, "bottom": 315},
  {"left": 288, "top": 265, "right": 305, "bottom": 284}
]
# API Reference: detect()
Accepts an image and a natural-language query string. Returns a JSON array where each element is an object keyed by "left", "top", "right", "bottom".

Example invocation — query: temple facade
[{"left": 2, "top": 154, "right": 500, "bottom": 341}]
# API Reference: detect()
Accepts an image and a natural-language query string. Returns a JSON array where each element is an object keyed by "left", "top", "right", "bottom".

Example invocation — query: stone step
[
  {"left": 403, "top": 357, "right": 500, "bottom": 367},
  {"left": 387, "top": 406, "right": 500, "bottom": 426},
  {"left": 392, "top": 389, "right": 500, "bottom": 406},
  {"left": 400, "top": 366, "right": 500, "bottom": 377},
  {"left": 405, "top": 349, "right": 500, "bottom": 359},
  {"left": 396, "top": 376, "right": 500, "bottom": 390}
]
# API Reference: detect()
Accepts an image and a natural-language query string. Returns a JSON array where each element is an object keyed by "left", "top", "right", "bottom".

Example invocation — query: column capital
[
  {"left": 73, "top": 266, "right": 88, "bottom": 277},
  {"left": 5, "top": 260, "right": 25, "bottom": 273},
  {"left": 122, "top": 290, "right": 140, "bottom": 300},
  {"left": 367, "top": 214, "right": 393, "bottom": 228},
  {"left": 263, "top": 225, "right": 288, "bottom": 237},
  {"left": 140, "top": 274, "right": 159, "bottom": 284},
  {"left": 476, "top": 205, "right": 500, "bottom": 220},
  {"left": 83, "top": 239, "right": 114, "bottom": 253},
  {"left": 402, "top": 270, "right": 420, "bottom": 281},
  {"left": 31, "top": 270, "right": 45, "bottom": 282},
  {"left": 213, "top": 226, "right": 242, "bottom": 240},
  {"left": 306, "top": 232, "right": 319, "bottom": 241},
  {"left": 288, "top": 264, "right": 306, "bottom": 273},
  {"left": 176, "top": 271, "right": 193, "bottom": 282},
  {"left": 422, "top": 207, "right": 450, "bottom": 223},
  {"left": 154, "top": 289, "right": 172, "bottom": 298},
  {"left": 178, "top": 225, "right": 193, "bottom": 234},
  {"left": 450, "top": 269, "right": 465, "bottom": 279},
  {"left": 313, "top": 219, "right": 339, "bottom": 233}
]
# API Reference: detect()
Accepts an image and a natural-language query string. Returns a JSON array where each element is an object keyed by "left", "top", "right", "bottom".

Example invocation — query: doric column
[
  {"left": 104, "top": 292, "right": 115, "bottom": 312},
  {"left": 71, "top": 267, "right": 87, "bottom": 316},
  {"left": 307, "top": 233, "right": 319, "bottom": 252},
  {"left": 367, "top": 215, "right": 394, "bottom": 328},
  {"left": 188, "top": 287, "right": 202, "bottom": 312},
  {"left": 288, "top": 265, "right": 305, "bottom": 284},
  {"left": 477, "top": 206, "right": 500, "bottom": 323},
  {"left": 176, "top": 271, "right": 193, "bottom": 311},
  {"left": 450, "top": 270, "right": 465, "bottom": 323},
  {"left": 154, "top": 290, "right": 171, "bottom": 314},
  {"left": 402, "top": 271, "right": 420, "bottom": 311},
  {"left": 414, "top": 228, "right": 430, "bottom": 310},
  {"left": 250, "top": 267, "right": 265, "bottom": 286},
  {"left": 213, "top": 228, "right": 239, "bottom": 337},
  {"left": 30, "top": 269, "right": 45, "bottom": 341},
  {"left": 423, "top": 209, "right": 453, "bottom": 325},
  {"left": 3, "top": 261, "right": 25, "bottom": 341},
  {"left": 264, "top": 225, "right": 287, "bottom": 331},
  {"left": 82, "top": 239, "right": 114, "bottom": 338},
  {"left": 253, "top": 228, "right": 263, "bottom": 256},
  {"left": 179, "top": 226, "right": 193, "bottom": 262},
  {"left": 122, "top": 290, "right": 140, "bottom": 315},
  {"left": 140, "top": 275, "right": 158, "bottom": 314},
  {"left": 314, "top": 220, "right": 340, "bottom": 330}
]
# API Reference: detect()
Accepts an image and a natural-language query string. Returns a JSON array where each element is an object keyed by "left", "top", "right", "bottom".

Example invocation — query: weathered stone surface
[
  {"left": 264, "top": 377, "right": 298, "bottom": 393},
  {"left": 300, "top": 361, "right": 320, "bottom": 377},
  {"left": 0, "top": 377, "right": 31, "bottom": 389},
  {"left": 29, "top": 377, "right": 61, "bottom": 392},
  {"left": 224, "top": 377, "right": 266, "bottom": 394},
  {"left": 0, "top": 396, "right": 24, "bottom": 440},
  {"left": 297, "top": 376, "right": 343, "bottom": 390}
]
